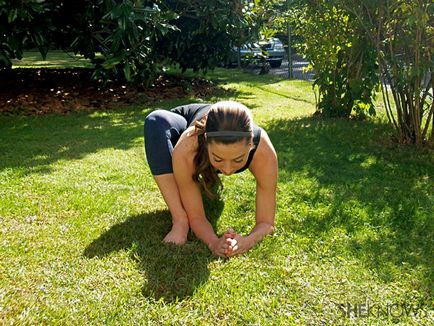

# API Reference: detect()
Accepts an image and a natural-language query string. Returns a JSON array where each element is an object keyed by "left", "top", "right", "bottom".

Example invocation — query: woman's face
[{"left": 207, "top": 140, "right": 252, "bottom": 176}]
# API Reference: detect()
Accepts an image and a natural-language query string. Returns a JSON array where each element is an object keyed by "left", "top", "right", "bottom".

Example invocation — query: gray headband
[{"left": 205, "top": 131, "right": 251, "bottom": 138}]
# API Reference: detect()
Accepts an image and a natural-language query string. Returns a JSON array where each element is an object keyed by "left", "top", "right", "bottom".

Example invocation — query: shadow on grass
[
  {"left": 83, "top": 196, "right": 224, "bottom": 302},
  {"left": 267, "top": 116, "right": 434, "bottom": 296}
]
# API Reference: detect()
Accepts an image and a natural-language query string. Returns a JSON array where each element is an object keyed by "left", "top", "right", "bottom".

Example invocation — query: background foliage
[
  {"left": 290, "top": 0, "right": 433, "bottom": 146},
  {"left": 157, "top": 0, "right": 246, "bottom": 72},
  {"left": 0, "top": 0, "right": 247, "bottom": 84},
  {"left": 291, "top": 0, "right": 378, "bottom": 118},
  {"left": 345, "top": 0, "right": 434, "bottom": 146},
  {"left": 1, "top": 0, "right": 432, "bottom": 146}
]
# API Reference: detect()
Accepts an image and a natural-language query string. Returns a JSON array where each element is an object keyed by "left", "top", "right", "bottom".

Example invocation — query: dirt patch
[{"left": 0, "top": 68, "right": 221, "bottom": 115}]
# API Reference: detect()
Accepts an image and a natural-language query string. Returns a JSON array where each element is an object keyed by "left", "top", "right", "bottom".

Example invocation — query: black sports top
[{"left": 171, "top": 103, "right": 262, "bottom": 174}]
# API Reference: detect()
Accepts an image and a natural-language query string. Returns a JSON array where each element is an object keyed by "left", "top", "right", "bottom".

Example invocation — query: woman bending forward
[{"left": 144, "top": 101, "right": 277, "bottom": 257}]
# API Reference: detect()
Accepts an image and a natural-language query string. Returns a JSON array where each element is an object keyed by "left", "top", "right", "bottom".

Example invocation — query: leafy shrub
[
  {"left": 292, "top": 1, "right": 378, "bottom": 118},
  {"left": 0, "top": 0, "right": 245, "bottom": 85},
  {"left": 346, "top": 0, "right": 433, "bottom": 146}
]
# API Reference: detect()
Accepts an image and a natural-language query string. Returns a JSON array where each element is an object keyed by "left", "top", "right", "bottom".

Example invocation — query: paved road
[
  {"left": 242, "top": 56, "right": 314, "bottom": 80},
  {"left": 273, "top": 58, "right": 314, "bottom": 80}
]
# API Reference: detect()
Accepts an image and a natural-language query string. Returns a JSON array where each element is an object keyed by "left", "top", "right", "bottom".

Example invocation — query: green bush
[
  {"left": 0, "top": 0, "right": 54, "bottom": 66},
  {"left": 292, "top": 1, "right": 378, "bottom": 118},
  {"left": 346, "top": 0, "right": 434, "bottom": 146},
  {"left": 0, "top": 0, "right": 246, "bottom": 84}
]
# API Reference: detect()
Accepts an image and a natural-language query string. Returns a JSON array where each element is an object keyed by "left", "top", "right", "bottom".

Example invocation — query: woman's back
[{"left": 171, "top": 103, "right": 262, "bottom": 174}]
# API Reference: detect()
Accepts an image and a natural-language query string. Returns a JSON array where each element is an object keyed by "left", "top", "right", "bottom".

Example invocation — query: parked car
[
  {"left": 261, "top": 37, "right": 285, "bottom": 68},
  {"left": 229, "top": 38, "right": 285, "bottom": 68}
]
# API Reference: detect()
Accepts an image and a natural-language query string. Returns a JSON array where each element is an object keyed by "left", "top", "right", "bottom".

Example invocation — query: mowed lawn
[{"left": 1, "top": 60, "right": 433, "bottom": 324}]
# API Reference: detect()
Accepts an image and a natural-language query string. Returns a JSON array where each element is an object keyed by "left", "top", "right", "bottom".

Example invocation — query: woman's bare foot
[{"left": 163, "top": 222, "right": 189, "bottom": 245}]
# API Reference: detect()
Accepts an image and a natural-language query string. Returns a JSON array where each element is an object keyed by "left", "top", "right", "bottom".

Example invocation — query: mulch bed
[{"left": 0, "top": 68, "right": 219, "bottom": 115}]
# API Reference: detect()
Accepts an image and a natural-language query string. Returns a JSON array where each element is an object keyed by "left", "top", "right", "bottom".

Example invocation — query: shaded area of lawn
[
  {"left": 84, "top": 199, "right": 224, "bottom": 301},
  {"left": 267, "top": 116, "right": 434, "bottom": 297},
  {"left": 83, "top": 210, "right": 211, "bottom": 301}
]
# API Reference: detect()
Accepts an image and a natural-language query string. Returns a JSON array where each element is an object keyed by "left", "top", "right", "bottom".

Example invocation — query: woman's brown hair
[{"left": 193, "top": 101, "right": 253, "bottom": 198}]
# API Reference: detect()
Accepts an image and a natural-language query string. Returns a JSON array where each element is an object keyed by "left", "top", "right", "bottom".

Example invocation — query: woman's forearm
[
  {"left": 189, "top": 217, "right": 219, "bottom": 248},
  {"left": 223, "top": 222, "right": 274, "bottom": 257},
  {"left": 246, "top": 222, "right": 275, "bottom": 248}
]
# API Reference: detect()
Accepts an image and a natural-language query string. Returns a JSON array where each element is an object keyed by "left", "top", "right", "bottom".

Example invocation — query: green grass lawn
[
  {"left": 1, "top": 55, "right": 433, "bottom": 324},
  {"left": 11, "top": 50, "right": 96, "bottom": 69}
]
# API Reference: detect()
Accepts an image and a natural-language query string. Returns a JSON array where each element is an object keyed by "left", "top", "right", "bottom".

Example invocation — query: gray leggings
[{"left": 144, "top": 110, "right": 188, "bottom": 175}]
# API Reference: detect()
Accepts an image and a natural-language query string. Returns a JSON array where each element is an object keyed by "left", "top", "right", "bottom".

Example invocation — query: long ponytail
[{"left": 192, "top": 116, "right": 221, "bottom": 198}]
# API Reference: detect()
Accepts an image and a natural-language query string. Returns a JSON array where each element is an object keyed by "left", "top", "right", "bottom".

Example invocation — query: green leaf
[
  {"left": 0, "top": 51, "right": 12, "bottom": 68},
  {"left": 123, "top": 61, "right": 131, "bottom": 81},
  {"left": 110, "top": 5, "right": 123, "bottom": 19},
  {"left": 102, "top": 55, "right": 123, "bottom": 69},
  {"left": 119, "top": 17, "right": 127, "bottom": 30},
  {"left": 8, "top": 8, "right": 18, "bottom": 23}
]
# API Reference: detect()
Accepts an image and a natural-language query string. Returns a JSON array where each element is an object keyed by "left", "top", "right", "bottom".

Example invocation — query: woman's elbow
[{"left": 259, "top": 222, "right": 275, "bottom": 235}]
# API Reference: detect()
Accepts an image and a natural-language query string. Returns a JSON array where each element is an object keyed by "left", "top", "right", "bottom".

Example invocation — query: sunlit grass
[
  {"left": 1, "top": 55, "right": 433, "bottom": 324},
  {"left": 12, "top": 50, "right": 96, "bottom": 69}
]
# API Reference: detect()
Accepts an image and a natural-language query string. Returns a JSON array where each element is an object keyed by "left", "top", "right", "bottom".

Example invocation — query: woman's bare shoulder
[
  {"left": 249, "top": 129, "right": 278, "bottom": 173},
  {"left": 256, "top": 129, "right": 276, "bottom": 157},
  {"left": 173, "top": 126, "right": 198, "bottom": 168}
]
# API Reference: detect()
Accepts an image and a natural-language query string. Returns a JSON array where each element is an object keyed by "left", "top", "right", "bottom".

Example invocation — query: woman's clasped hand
[{"left": 210, "top": 228, "right": 252, "bottom": 258}]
